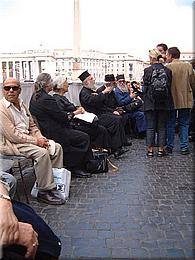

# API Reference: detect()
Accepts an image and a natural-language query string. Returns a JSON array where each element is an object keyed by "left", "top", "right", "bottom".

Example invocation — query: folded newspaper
[{"left": 74, "top": 111, "right": 98, "bottom": 123}]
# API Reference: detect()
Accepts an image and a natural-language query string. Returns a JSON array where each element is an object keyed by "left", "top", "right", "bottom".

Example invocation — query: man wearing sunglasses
[{"left": 0, "top": 78, "right": 65, "bottom": 205}]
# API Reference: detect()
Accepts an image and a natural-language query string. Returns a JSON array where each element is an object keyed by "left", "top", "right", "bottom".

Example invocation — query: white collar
[{"left": 3, "top": 97, "right": 23, "bottom": 109}]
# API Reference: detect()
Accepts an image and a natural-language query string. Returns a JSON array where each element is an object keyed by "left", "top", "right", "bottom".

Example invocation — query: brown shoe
[{"left": 37, "top": 190, "right": 65, "bottom": 205}]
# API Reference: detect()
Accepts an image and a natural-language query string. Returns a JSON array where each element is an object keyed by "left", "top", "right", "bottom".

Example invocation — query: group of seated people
[{"left": 0, "top": 72, "right": 146, "bottom": 206}]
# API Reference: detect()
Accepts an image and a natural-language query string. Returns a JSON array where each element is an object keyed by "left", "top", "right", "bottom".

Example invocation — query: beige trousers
[{"left": 16, "top": 142, "right": 63, "bottom": 191}]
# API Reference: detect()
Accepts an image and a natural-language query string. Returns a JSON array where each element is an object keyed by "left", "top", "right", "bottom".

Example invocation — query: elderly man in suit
[
  {"left": 0, "top": 77, "right": 65, "bottom": 205},
  {"left": 166, "top": 47, "right": 195, "bottom": 154}
]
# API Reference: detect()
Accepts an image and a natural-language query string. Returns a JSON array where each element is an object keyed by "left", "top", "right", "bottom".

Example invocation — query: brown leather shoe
[{"left": 37, "top": 190, "right": 65, "bottom": 205}]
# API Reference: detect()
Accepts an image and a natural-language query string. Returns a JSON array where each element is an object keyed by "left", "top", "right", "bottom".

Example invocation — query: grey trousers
[{"left": 16, "top": 142, "right": 63, "bottom": 191}]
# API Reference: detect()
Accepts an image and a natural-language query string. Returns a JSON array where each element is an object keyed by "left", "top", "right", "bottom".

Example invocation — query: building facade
[{"left": 0, "top": 48, "right": 149, "bottom": 83}]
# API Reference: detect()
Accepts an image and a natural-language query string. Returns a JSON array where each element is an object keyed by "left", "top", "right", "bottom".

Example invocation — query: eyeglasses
[{"left": 3, "top": 86, "right": 20, "bottom": 91}]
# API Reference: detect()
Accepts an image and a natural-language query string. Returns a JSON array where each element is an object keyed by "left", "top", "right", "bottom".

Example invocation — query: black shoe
[
  {"left": 37, "top": 190, "right": 65, "bottom": 205},
  {"left": 165, "top": 147, "right": 173, "bottom": 154},
  {"left": 136, "top": 132, "right": 146, "bottom": 139},
  {"left": 71, "top": 170, "right": 92, "bottom": 178},
  {"left": 180, "top": 148, "right": 190, "bottom": 155},
  {"left": 124, "top": 139, "right": 132, "bottom": 146}
]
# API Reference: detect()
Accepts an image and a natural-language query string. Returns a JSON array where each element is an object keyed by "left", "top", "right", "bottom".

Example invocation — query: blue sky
[
  {"left": 175, "top": 0, "right": 193, "bottom": 6},
  {"left": 0, "top": 0, "right": 193, "bottom": 60}
]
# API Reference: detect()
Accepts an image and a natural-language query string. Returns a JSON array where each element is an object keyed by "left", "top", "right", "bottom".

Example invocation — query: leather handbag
[{"left": 93, "top": 151, "right": 109, "bottom": 173}]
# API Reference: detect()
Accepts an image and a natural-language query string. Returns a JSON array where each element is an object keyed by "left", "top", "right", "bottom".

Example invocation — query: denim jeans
[
  {"left": 0, "top": 171, "right": 17, "bottom": 198},
  {"left": 167, "top": 108, "right": 191, "bottom": 150},
  {"left": 125, "top": 110, "right": 147, "bottom": 133},
  {"left": 145, "top": 110, "right": 168, "bottom": 147}
]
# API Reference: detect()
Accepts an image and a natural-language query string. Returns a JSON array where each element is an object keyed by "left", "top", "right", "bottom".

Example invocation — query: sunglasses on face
[{"left": 3, "top": 86, "right": 20, "bottom": 91}]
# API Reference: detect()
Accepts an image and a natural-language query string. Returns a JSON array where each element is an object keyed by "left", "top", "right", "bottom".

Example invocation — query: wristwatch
[{"left": 0, "top": 193, "right": 11, "bottom": 201}]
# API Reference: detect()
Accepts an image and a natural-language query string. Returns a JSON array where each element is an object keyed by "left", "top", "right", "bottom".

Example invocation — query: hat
[
  {"left": 3, "top": 77, "right": 20, "bottom": 87},
  {"left": 78, "top": 70, "right": 91, "bottom": 82},
  {"left": 116, "top": 74, "right": 125, "bottom": 81},
  {"left": 105, "top": 74, "right": 115, "bottom": 82},
  {"left": 149, "top": 49, "right": 161, "bottom": 59}
]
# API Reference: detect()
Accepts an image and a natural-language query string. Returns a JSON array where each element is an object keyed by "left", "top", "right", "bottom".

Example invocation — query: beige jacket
[
  {"left": 0, "top": 99, "right": 43, "bottom": 155},
  {"left": 166, "top": 59, "right": 195, "bottom": 109}
]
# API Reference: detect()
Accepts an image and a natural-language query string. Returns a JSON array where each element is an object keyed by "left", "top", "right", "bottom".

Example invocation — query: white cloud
[{"left": 0, "top": 0, "right": 193, "bottom": 60}]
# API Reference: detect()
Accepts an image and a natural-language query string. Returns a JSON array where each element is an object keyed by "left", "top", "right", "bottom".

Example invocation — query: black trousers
[
  {"left": 73, "top": 120, "right": 111, "bottom": 150},
  {"left": 98, "top": 113, "right": 126, "bottom": 151}
]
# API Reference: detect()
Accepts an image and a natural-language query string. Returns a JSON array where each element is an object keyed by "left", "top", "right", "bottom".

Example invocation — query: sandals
[
  {"left": 157, "top": 150, "right": 168, "bottom": 157},
  {"left": 147, "top": 150, "right": 154, "bottom": 157}
]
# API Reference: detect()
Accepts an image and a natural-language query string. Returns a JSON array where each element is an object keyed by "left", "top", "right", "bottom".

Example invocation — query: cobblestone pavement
[{"left": 23, "top": 137, "right": 194, "bottom": 259}]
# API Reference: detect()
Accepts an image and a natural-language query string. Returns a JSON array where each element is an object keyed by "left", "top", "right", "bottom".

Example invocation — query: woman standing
[{"left": 143, "top": 49, "right": 173, "bottom": 157}]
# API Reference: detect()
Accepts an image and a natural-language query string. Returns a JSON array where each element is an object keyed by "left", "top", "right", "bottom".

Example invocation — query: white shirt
[{"left": 3, "top": 97, "right": 30, "bottom": 135}]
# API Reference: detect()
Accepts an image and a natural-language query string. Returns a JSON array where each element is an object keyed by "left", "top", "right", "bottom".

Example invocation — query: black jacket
[{"left": 143, "top": 63, "right": 173, "bottom": 111}]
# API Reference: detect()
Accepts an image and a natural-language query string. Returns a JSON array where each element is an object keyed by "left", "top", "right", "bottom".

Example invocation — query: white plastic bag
[{"left": 31, "top": 168, "right": 71, "bottom": 200}]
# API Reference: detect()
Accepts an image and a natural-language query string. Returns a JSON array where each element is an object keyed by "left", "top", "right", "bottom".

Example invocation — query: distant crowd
[{"left": 0, "top": 43, "right": 194, "bottom": 259}]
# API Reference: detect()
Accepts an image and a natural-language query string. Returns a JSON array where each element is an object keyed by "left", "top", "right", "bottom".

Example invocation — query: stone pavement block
[
  {"left": 130, "top": 248, "right": 149, "bottom": 258},
  {"left": 166, "top": 248, "right": 185, "bottom": 258},
  {"left": 72, "top": 246, "right": 111, "bottom": 258},
  {"left": 95, "top": 222, "right": 110, "bottom": 230},
  {"left": 111, "top": 248, "right": 131, "bottom": 258},
  {"left": 72, "top": 238, "right": 106, "bottom": 248},
  {"left": 97, "top": 230, "right": 115, "bottom": 239}
]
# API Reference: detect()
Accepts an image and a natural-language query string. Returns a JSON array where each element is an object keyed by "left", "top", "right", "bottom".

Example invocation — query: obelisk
[{"left": 72, "top": 0, "right": 81, "bottom": 81}]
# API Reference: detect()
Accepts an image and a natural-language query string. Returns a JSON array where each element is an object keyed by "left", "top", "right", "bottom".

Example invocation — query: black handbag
[{"left": 93, "top": 151, "right": 109, "bottom": 173}]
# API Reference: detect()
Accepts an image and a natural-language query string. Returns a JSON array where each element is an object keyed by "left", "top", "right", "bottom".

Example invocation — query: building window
[
  {"left": 129, "top": 63, "right": 133, "bottom": 70},
  {"left": 2, "top": 62, "right": 7, "bottom": 81},
  {"left": 8, "top": 61, "right": 13, "bottom": 77}
]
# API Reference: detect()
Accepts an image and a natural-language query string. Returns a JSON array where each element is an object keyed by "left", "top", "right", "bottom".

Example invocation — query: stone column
[
  {"left": 72, "top": 0, "right": 82, "bottom": 81},
  {"left": 19, "top": 61, "right": 23, "bottom": 80}
]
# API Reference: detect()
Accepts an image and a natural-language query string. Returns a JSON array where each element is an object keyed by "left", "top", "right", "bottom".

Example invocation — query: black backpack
[{"left": 150, "top": 65, "right": 168, "bottom": 102}]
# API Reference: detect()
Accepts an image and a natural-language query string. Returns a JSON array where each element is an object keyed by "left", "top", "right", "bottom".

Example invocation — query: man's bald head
[{"left": 2, "top": 77, "right": 21, "bottom": 105}]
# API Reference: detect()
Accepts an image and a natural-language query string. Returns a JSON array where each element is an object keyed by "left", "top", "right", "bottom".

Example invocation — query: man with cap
[
  {"left": 0, "top": 77, "right": 65, "bottom": 205},
  {"left": 78, "top": 71, "right": 127, "bottom": 158},
  {"left": 97, "top": 74, "right": 132, "bottom": 146},
  {"left": 115, "top": 74, "right": 147, "bottom": 138}
]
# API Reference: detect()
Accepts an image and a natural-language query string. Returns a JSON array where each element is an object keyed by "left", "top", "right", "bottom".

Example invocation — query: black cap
[
  {"left": 105, "top": 74, "right": 115, "bottom": 82},
  {"left": 78, "top": 70, "right": 91, "bottom": 82},
  {"left": 116, "top": 74, "right": 125, "bottom": 81}
]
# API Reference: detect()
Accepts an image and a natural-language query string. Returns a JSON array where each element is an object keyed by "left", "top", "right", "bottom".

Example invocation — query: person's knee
[
  {"left": 34, "top": 147, "right": 50, "bottom": 160},
  {"left": 55, "top": 142, "right": 63, "bottom": 154}
]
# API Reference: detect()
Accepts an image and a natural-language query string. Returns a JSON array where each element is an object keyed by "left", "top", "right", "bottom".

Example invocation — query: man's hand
[
  {"left": 102, "top": 86, "right": 112, "bottom": 94},
  {"left": 0, "top": 200, "right": 19, "bottom": 246},
  {"left": 36, "top": 137, "right": 49, "bottom": 149},
  {"left": 113, "top": 111, "right": 120, "bottom": 116},
  {"left": 16, "top": 222, "right": 38, "bottom": 259},
  {"left": 74, "top": 106, "right": 85, "bottom": 115},
  {"left": 130, "top": 92, "right": 137, "bottom": 99}
]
